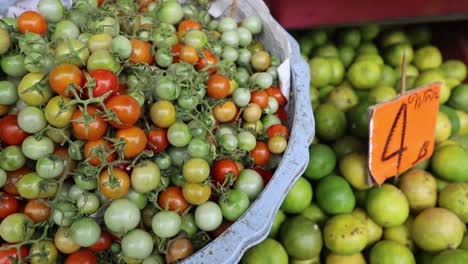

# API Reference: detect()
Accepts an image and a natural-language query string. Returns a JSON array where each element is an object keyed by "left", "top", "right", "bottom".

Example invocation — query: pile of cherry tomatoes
[{"left": 0, "top": 0, "right": 290, "bottom": 263}]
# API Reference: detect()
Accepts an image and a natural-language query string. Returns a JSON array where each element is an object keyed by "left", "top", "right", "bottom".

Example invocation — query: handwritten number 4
[{"left": 381, "top": 103, "right": 408, "bottom": 171}]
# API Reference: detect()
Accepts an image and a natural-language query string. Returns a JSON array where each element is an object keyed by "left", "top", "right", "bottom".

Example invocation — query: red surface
[{"left": 269, "top": 0, "right": 468, "bottom": 28}]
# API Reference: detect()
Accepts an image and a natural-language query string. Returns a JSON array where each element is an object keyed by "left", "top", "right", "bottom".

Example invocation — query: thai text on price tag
[{"left": 368, "top": 83, "right": 441, "bottom": 185}]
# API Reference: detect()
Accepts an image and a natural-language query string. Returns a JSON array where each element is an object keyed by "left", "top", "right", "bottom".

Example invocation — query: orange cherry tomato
[
  {"left": 158, "top": 186, "right": 189, "bottom": 214},
  {"left": 99, "top": 167, "right": 130, "bottom": 199},
  {"left": 266, "top": 124, "right": 289, "bottom": 138},
  {"left": 266, "top": 87, "right": 287, "bottom": 106},
  {"left": 114, "top": 126, "right": 147, "bottom": 159},
  {"left": 49, "top": 64, "right": 84, "bottom": 97},
  {"left": 72, "top": 106, "right": 108, "bottom": 141},
  {"left": 196, "top": 49, "right": 218, "bottom": 74},
  {"left": 24, "top": 199, "right": 51, "bottom": 223},
  {"left": 104, "top": 94, "right": 141, "bottom": 129},
  {"left": 18, "top": 11, "right": 47, "bottom": 35},
  {"left": 207, "top": 74, "right": 230, "bottom": 99},
  {"left": 251, "top": 141, "right": 271, "bottom": 166},
  {"left": 178, "top": 20, "right": 202, "bottom": 33},
  {"left": 213, "top": 101, "right": 237, "bottom": 122},
  {"left": 250, "top": 90, "right": 269, "bottom": 109},
  {"left": 130, "top": 39, "right": 154, "bottom": 64},
  {"left": 84, "top": 138, "right": 116, "bottom": 166},
  {"left": 179, "top": 45, "right": 199, "bottom": 64}
]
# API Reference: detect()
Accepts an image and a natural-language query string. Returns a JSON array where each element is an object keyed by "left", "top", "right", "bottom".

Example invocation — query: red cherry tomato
[
  {"left": 212, "top": 159, "right": 239, "bottom": 184},
  {"left": 0, "top": 193, "right": 19, "bottom": 219},
  {"left": 196, "top": 49, "right": 218, "bottom": 74},
  {"left": 147, "top": 128, "right": 169, "bottom": 153},
  {"left": 105, "top": 94, "right": 141, "bottom": 129},
  {"left": 158, "top": 186, "right": 189, "bottom": 214},
  {"left": 17, "top": 11, "right": 47, "bottom": 35},
  {"left": 88, "top": 231, "right": 112, "bottom": 252},
  {"left": 171, "top": 44, "right": 184, "bottom": 63},
  {"left": 88, "top": 69, "right": 119, "bottom": 99},
  {"left": 65, "top": 250, "right": 97, "bottom": 264},
  {"left": 251, "top": 142, "right": 271, "bottom": 166},
  {"left": 0, "top": 243, "right": 28, "bottom": 264},
  {"left": 266, "top": 124, "right": 289, "bottom": 138},
  {"left": 0, "top": 115, "right": 29, "bottom": 145},
  {"left": 265, "top": 87, "right": 287, "bottom": 106},
  {"left": 276, "top": 106, "right": 288, "bottom": 121},
  {"left": 254, "top": 167, "right": 274, "bottom": 185}
]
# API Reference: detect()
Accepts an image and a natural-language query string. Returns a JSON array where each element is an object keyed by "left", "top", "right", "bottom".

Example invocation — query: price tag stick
[{"left": 368, "top": 54, "right": 441, "bottom": 186}]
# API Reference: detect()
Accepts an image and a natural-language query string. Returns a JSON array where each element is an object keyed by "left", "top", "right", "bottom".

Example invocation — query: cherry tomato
[
  {"left": 182, "top": 183, "right": 211, "bottom": 205},
  {"left": 212, "top": 159, "right": 239, "bottom": 184},
  {"left": 150, "top": 100, "right": 176, "bottom": 128},
  {"left": 65, "top": 249, "right": 98, "bottom": 264},
  {"left": 0, "top": 115, "right": 29, "bottom": 145},
  {"left": 0, "top": 243, "right": 28, "bottom": 264},
  {"left": 72, "top": 106, "right": 108, "bottom": 141},
  {"left": 54, "top": 226, "right": 80, "bottom": 254},
  {"left": 88, "top": 69, "right": 119, "bottom": 99},
  {"left": 266, "top": 124, "right": 289, "bottom": 138},
  {"left": 171, "top": 44, "right": 184, "bottom": 63},
  {"left": 18, "top": 11, "right": 47, "bottom": 35},
  {"left": 99, "top": 167, "right": 130, "bottom": 199},
  {"left": 130, "top": 39, "right": 153, "bottom": 64},
  {"left": 3, "top": 167, "right": 32, "bottom": 195},
  {"left": 88, "top": 231, "right": 112, "bottom": 252},
  {"left": 115, "top": 126, "right": 147, "bottom": 159},
  {"left": 178, "top": 19, "right": 201, "bottom": 33},
  {"left": 84, "top": 138, "right": 116, "bottom": 166},
  {"left": 254, "top": 167, "right": 274, "bottom": 185},
  {"left": 251, "top": 141, "right": 271, "bottom": 166},
  {"left": 250, "top": 90, "right": 269, "bottom": 109},
  {"left": 49, "top": 64, "right": 84, "bottom": 97},
  {"left": 276, "top": 106, "right": 288, "bottom": 121},
  {"left": 266, "top": 87, "right": 286, "bottom": 106},
  {"left": 24, "top": 199, "right": 51, "bottom": 222},
  {"left": 213, "top": 100, "right": 237, "bottom": 123},
  {"left": 158, "top": 186, "right": 189, "bottom": 214},
  {"left": 179, "top": 45, "right": 199, "bottom": 64},
  {"left": 0, "top": 193, "right": 18, "bottom": 219},
  {"left": 147, "top": 128, "right": 169, "bottom": 153},
  {"left": 196, "top": 49, "right": 218, "bottom": 73},
  {"left": 211, "top": 221, "right": 233, "bottom": 238},
  {"left": 105, "top": 94, "right": 141, "bottom": 129},
  {"left": 207, "top": 74, "right": 230, "bottom": 99}
]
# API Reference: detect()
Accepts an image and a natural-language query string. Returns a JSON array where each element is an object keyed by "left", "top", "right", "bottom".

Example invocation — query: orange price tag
[{"left": 368, "top": 83, "right": 441, "bottom": 185}]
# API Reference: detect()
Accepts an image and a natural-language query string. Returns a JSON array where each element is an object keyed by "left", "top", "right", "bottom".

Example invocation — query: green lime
[
  {"left": 326, "top": 253, "right": 366, "bottom": 264},
  {"left": 408, "top": 26, "right": 432, "bottom": 46},
  {"left": 448, "top": 84, "right": 468, "bottom": 112},
  {"left": 413, "top": 45, "right": 442, "bottom": 70},
  {"left": 439, "top": 105, "right": 461, "bottom": 136},
  {"left": 326, "top": 82, "right": 358, "bottom": 111},
  {"left": 332, "top": 136, "right": 365, "bottom": 159},
  {"left": 355, "top": 90, "right": 370, "bottom": 102},
  {"left": 316, "top": 175, "right": 355, "bottom": 215},
  {"left": 368, "top": 85, "right": 397, "bottom": 104},
  {"left": 347, "top": 101, "right": 373, "bottom": 139},
  {"left": 304, "top": 144, "right": 337, "bottom": 180},
  {"left": 366, "top": 184, "right": 409, "bottom": 228},
  {"left": 315, "top": 44, "right": 339, "bottom": 58},
  {"left": 352, "top": 208, "right": 383, "bottom": 247},
  {"left": 446, "top": 77, "right": 461, "bottom": 90},
  {"left": 347, "top": 60, "right": 382, "bottom": 89},
  {"left": 280, "top": 177, "right": 313, "bottom": 214},
  {"left": 357, "top": 42, "right": 379, "bottom": 54},
  {"left": 308, "top": 30, "right": 328, "bottom": 47},
  {"left": 328, "top": 57, "right": 345, "bottom": 85},
  {"left": 441, "top": 60, "right": 467, "bottom": 81},
  {"left": 318, "top": 85, "right": 335, "bottom": 100},
  {"left": 280, "top": 216, "right": 323, "bottom": 260},
  {"left": 457, "top": 110, "right": 468, "bottom": 135},
  {"left": 433, "top": 249, "right": 468, "bottom": 264},
  {"left": 315, "top": 104, "right": 347, "bottom": 141},
  {"left": 268, "top": 210, "right": 286, "bottom": 238},
  {"left": 431, "top": 144, "right": 468, "bottom": 181},
  {"left": 395, "top": 64, "right": 419, "bottom": 78},
  {"left": 301, "top": 204, "right": 327, "bottom": 226},
  {"left": 451, "top": 135, "right": 468, "bottom": 151},
  {"left": 398, "top": 169, "right": 437, "bottom": 212},
  {"left": 369, "top": 240, "right": 416, "bottom": 264},
  {"left": 380, "top": 30, "right": 409, "bottom": 47},
  {"left": 354, "top": 189, "right": 368, "bottom": 207},
  {"left": 324, "top": 213, "right": 368, "bottom": 255},
  {"left": 412, "top": 207, "right": 464, "bottom": 252},
  {"left": 378, "top": 65, "right": 398, "bottom": 87},
  {"left": 338, "top": 45, "right": 355, "bottom": 67},
  {"left": 414, "top": 69, "right": 450, "bottom": 104},
  {"left": 438, "top": 182, "right": 468, "bottom": 223},
  {"left": 360, "top": 24, "right": 380, "bottom": 41},
  {"left": 383, "top": 217, "right": 415, "bottom": 252},
  {"left": 310, "top": 85, "right": 319, "bottom": 110},
  {"left": 354, "top": 53, "right": 384, "bottom": 65},
  {"left": 309, "top": 57, "right": 333, "bottom": 87},
  {"left": 241, "top": 238, "right": 288, "bottom": 264},
  {"left": 337, "top": 28, "right": 361, "bottom": 48},
  {"left": 435, "top": 112, "right": 452, "bottom": 143},
  {"left": 299, "top": 38, "right": 314, "bottom": 57},
  {"left": 339, "top": 152, "right": 370, "bottom": 191},
  {"left": 384, "top": 43, "right": 414, "bottom": 67}
]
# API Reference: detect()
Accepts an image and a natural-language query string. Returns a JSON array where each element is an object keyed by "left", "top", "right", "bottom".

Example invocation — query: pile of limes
[{"left": 242, "top": 25, "right": 468, "bottom": 264}]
